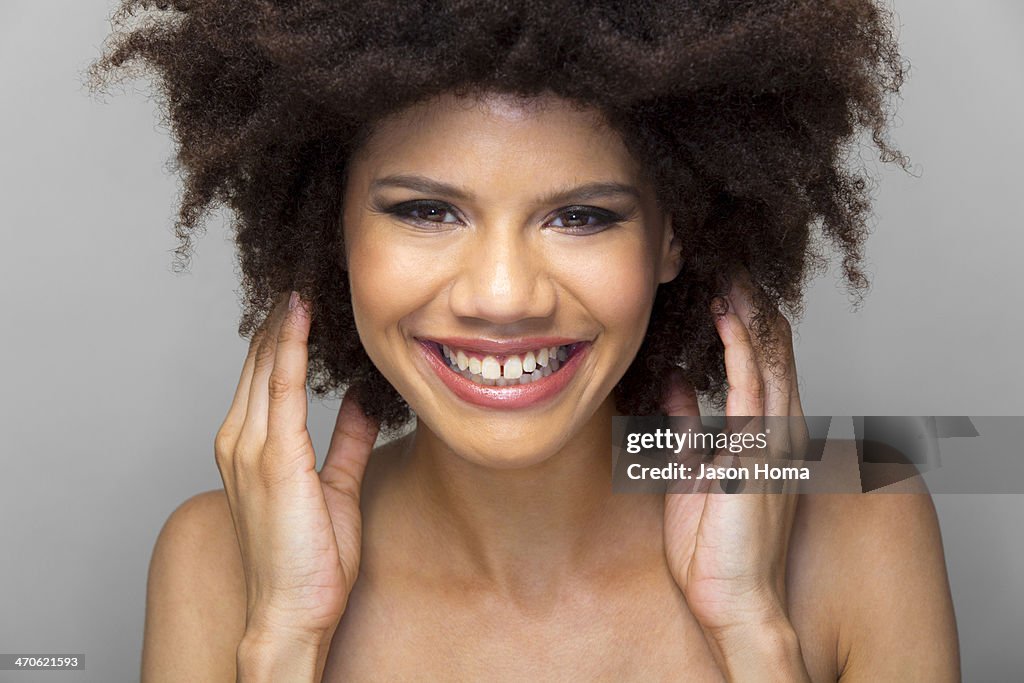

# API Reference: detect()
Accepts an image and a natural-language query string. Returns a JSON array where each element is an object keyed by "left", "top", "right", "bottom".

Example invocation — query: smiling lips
[{"left": 416, "top": 337, "right": 590, "bottom": 409}]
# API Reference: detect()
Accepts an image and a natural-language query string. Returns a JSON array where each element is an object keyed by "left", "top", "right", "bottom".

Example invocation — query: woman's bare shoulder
[
  {"left": 142, "top": 488, "right": 247, "bottom": 681},
  {"left": 791, "top": 483, "right": 960, "bottom": 681}
]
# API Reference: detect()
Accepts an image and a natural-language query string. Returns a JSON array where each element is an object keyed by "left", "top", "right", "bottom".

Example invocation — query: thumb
[{"left": 319, "top": 387, "right": 380, "bottom": 497}]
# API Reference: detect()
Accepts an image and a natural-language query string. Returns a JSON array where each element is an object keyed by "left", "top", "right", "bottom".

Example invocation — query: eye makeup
[
  {"left": 370, "top": 197, "right": 630, "bottom": 235},
  {"left": 544, "top": 205, "right": 627, "bottom": 234}
]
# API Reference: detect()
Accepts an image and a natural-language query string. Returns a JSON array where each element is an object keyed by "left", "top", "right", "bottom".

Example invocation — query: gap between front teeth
[{"left": 440, "top": 344, "right": 570, "bottom": 385}]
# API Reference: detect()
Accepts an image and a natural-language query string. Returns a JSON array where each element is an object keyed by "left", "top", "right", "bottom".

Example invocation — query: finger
[
  {"left": 661, "top": 369, "right": 707, "bottom": 476},
  {"left": 720, "top": 273, "right": 765, "bottom": 414},
  {"left": 789, "top": 357, "right": 810, "bottom": 459},
  {"left": 215, "top": 302, "right": 282, "bottom": 480},
  {"left": 715, "top": 306, "right": 764, "bottom": 418},
  {"left": 662, "top": 368, "right": 700, "bottom": 417},
  {"left": 265, "top": 291, "right": 314, "bottom": 456},
  {"left": 787, "top": 332, "right": 804, "bottom": 421},
  {"left": 752, "top": 313, "right": 795, "bottom": 467},
  {"left": 761, "top": 314, "right": 795, "bottom": 418},
  {"left": 742, "top": 301, "right": 806, "bottom": 460},
  {"left": 320, "top": 389, "right": 380, "bottom": 501},
  {"left": 216, "top": 325, "right": 268, "bottom": 460},
  {"left": 238, "top": 292, "right": 292, "bottom": 452},
  {"left": 725, "top": 274, "right": 796, "bottom": 465},
  {"left": 725, "top": 269, "right": 756, "bottom": 320},
  {"left": 726, "top": 273, "right": 794, "bottom": 416}
]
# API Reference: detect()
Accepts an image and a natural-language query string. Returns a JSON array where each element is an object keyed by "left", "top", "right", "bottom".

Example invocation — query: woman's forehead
[{"left": 351, "top": 90, "right": 641, "bottom": 183}]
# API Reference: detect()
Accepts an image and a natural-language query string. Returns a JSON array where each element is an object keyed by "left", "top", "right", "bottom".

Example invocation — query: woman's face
[{"left": 342, "top": 91, "right": 681, "bottom": 467}]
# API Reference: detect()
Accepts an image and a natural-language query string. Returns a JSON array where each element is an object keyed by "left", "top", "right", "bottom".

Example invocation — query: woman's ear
[{"left": 658, "top": 213, "right": 683, "bottom": 284}]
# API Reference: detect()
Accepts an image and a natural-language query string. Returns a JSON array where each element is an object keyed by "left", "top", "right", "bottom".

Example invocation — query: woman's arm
[
  {"left": 833, "top": 491, "right": 960, "bottom": 682},
  {"left": 141, "top": 489, "right": 247, "bottom": 681}
]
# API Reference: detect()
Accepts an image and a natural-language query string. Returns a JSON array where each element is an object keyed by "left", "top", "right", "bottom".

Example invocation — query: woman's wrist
[
  {"left": 236, "top": 625, "right": 334, "bottom": 683},
  {"left": 699, "top": 610, "right": 811, "bottom": 683}
]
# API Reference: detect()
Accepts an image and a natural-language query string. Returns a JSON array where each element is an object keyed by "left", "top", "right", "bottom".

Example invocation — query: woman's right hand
[{"left": 213, "top": 290, "right": 379, "bottom": 676}]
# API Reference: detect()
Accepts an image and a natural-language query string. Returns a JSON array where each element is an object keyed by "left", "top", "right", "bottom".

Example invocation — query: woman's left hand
[{"left": 662, "top": 273, "right": 811, "bottom": 681}]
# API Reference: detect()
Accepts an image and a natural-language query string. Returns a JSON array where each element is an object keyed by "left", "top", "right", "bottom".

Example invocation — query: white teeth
[
  {"left": 481, "top": 355, "right": 501, "bottom": 380},
  {"left": 503, "top": 355, "right": 523, "bottom": 379},
  {"left": 439, "top": 343, "right": 575, "bottom": 384},
  {"left": 522, "top": 351, "right": 537, "bottom": 373}
]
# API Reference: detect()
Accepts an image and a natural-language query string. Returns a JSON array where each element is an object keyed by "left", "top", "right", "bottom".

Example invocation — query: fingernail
[
  {"left": 710, "top": 296, "right": 727, "bottom": 314},
  {"left": 288, "top": 290, "right": 300, "bottom": 311}
]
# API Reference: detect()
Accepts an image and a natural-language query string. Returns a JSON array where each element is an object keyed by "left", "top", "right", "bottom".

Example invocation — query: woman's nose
[{"left": 447, "top": 226, "right": 557, "bottom": 324}]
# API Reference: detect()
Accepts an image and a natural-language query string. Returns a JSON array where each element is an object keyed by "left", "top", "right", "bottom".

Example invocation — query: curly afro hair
[{"left": 90, "top": 0, "right": 907, "bottom": 431}]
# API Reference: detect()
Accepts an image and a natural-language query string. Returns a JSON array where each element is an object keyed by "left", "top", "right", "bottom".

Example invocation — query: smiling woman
[
  {"left": 342, "top": 92, "right": 681, "bottom": 466},
  {"left": 89, "top": 1, "right": 959, "bottom": 681},
  {"left": 88, "top": 0, "right": 908, "bottom": 428}
]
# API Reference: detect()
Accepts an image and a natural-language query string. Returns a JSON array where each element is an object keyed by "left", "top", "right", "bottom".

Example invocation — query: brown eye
[
  {"left": 547, "top": 206, "right": 622, "bottom": 233},
  {"left": 407, "top": 202, "right": 458, "bottom": 223},
  {"left": 553, "top": 210, "right": 595, "bottom": 228},
  {"left": 387, "top": 200, "right": 461, "bottom": 227}
]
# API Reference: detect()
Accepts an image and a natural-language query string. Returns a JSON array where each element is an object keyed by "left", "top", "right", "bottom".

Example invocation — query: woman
[{"left": 92, "top": 1, "right": 959, "bottom": 680}]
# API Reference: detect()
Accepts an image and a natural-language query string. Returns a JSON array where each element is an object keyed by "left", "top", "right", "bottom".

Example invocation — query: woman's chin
[
  {"left": 429, "top": 425, "right": 578, "bottom": 471},
  {"left": 406, "top": 383, "right": 619, "bottom": 471}
]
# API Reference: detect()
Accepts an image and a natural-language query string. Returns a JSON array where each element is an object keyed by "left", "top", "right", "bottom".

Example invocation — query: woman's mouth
[
  {"left": 434, "top": 341, "right": 579, "bottom": 385},
  {"left": 415, "top": 338, "right": 590, "bottom": 409}
]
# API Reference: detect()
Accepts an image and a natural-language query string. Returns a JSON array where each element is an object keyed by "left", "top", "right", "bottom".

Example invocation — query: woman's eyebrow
[
  {"left": 369, "top": 173, "right": 641, "bottom": 204},
  {"left": 542, "top": 181, "right": 641, "bottom": 205},
  {"left": 370, "top": 174, "right": 472, "bottom": 199}
]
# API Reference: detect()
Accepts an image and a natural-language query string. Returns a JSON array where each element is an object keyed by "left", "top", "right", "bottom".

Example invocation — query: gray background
[{"left": 1, "top": 0, "right": 1021, "bottom": 680}]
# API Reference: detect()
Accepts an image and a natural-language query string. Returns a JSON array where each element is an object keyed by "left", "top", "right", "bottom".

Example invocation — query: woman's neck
[{"left": 392, "top": 397, "right": 660, "bottom": 598}]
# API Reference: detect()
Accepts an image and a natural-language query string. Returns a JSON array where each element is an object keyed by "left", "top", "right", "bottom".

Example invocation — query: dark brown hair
[{"left": 90, "top": 0, "right": 907, "bottom": 431}]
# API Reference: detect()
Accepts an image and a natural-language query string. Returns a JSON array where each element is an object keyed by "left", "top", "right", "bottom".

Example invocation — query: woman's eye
[
  {"left": 547, "top": 206, "right": 622, "bottom": 233},
  {"left": 391, "top": 201, "right": 461, "bottom": 226}
]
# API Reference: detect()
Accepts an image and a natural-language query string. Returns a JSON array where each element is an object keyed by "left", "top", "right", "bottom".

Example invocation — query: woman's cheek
[
  {"left": 560, "top": 243, "right": 658, "bottom": 329},
  {"left": 347, "top": 236, "right": 409, "bottom": 358},
  {"left": 348, "top": 237, "right": 449, "bottom": 356}
]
